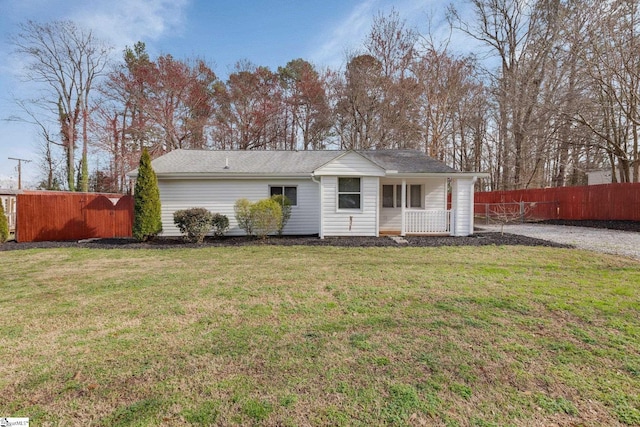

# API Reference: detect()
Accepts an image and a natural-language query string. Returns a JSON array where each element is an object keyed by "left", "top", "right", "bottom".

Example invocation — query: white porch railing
[
  {"left": 404, "top": 209, "right": 452, "bottom": 234},
  {"left": 7, "top": 212, "right": 16, "bottom": 232}
]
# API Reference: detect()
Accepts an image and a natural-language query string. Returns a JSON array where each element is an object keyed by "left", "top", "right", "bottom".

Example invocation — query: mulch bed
[
  {"left": 4, "top": 220, "right": 638, "bottom": 251},
  {"left": 0, "top": 232, "right": 570, "bottom": 251}
]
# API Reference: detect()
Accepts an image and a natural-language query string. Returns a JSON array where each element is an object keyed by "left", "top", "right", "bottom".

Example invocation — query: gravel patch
[{"left": 478, "top": 223, "right": 640, "bottom": 261}]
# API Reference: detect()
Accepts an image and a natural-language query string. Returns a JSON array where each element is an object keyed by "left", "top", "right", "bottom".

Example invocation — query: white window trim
[{"left": 336, "top": 177, "right": 362, "bottom": 212}]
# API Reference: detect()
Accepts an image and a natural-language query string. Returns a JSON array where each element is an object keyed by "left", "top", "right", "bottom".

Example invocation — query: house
[
  {"left": 130, "top": 149, "right": 488, "bottom": 238},
  {"left": 586, "top": 161, "right": 640, "bottom": 185},
  {"left": 0, "top": 189, "right": 21, "bottom": 235}
]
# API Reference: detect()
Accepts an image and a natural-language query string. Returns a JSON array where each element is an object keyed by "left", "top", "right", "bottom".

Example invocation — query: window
[
  {"left": 410, "top": 185, "right": 422, "bottom": 208},
  {"left": 382, "top": 185, "right": 394, "bottom": 208},
  {"left": 269, "top": 186, "right": 297, "bottom": 206},
  {"left": 338, "top": 177, "right": 361, "bottom": 209},
  {"left": 381, "top": 184, "right": 422, "bottom": 208}
]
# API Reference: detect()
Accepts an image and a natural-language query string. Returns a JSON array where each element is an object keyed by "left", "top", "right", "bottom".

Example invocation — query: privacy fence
[
  {"left": 16, "top": 191, "right": 133, "bottom": 242},
  {"left": 474, "top": 183, "right": 640, "bottom": 222}
]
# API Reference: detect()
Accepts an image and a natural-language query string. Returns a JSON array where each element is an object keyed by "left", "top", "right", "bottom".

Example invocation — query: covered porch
[{"left": 378, "top": 175, "right": 476, "bottom": 236}]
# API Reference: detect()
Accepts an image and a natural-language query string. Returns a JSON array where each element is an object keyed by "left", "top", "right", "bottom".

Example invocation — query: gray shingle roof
[
  {"left": 150, "top": 150, "right": 340, "bottom": 175},
  {"left": 145, "top": 149, "right": 460, "bottom": 176},
  {"left": 359, "top": 150, "right": 457, "bottom": 173}
]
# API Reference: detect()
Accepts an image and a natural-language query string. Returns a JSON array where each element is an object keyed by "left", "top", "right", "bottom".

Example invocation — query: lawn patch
[{"left": 0, "top": 246, "right": 638, "bottom": 425}]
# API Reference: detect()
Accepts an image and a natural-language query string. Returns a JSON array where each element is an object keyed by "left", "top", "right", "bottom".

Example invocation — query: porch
[{"left": 379, "top": 178, "right": 453, "bottom": 236}]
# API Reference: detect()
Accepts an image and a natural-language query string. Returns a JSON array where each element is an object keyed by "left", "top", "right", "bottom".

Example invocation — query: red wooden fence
[
  {"left": 475, "top": 183, "right": 640, "bottom": 221},
  {"left": 16, "top": 191, "right": 134, "bottom": 242}
]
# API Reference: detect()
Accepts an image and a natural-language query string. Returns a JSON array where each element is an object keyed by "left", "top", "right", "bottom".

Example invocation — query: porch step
[{"left": 388, "top": 235, "right": 409, "bottom": 245}]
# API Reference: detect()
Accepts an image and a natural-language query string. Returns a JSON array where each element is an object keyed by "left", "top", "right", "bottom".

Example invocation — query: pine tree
[
  {"left": 133, "top": 148, "right": 162, "bottom": 241},
  {"left": 0, "top": 200, "right": 9, "bottom": 243}
]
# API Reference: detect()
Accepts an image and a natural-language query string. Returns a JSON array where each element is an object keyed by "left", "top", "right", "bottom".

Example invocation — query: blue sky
[{"left": 0, "top": 0, "right": 470, "bottom": 187}]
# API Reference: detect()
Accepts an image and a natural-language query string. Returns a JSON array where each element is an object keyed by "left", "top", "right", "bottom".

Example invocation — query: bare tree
[
  {"left": 573, "top": 0, "right": 640, "bottom": 183},
  {"left": 212, "top": 61, "right": 283, "bottom": 150},
  {"left": 449, "top": 0, "right": 562, "bottom": 189},
  {"left": 334, "top": 54, "right": 386, "bottom": 149},
  {"left": 12, "top": 20, "right": 112, "bottom": 191},
  {"left": 277, "top": 59, "right": 331, "bottom": 150}
]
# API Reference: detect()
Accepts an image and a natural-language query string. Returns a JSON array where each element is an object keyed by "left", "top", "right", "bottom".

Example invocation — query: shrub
[
  {"left": 234, "top": 198, "right": 253, "bottom": 236},
  {"left": 251, "top": 198, "right": 282, "bottom": 238},
  {"left": 0, "top": 201, "right": 8, "bottom": 243},
  {"left": 270, "top": 194, "right": 292, "bottom": 236},
  {"left": 133, "top": 148, "right": 162, "bottom": 241},
  {"left": 211, "top": 213, "right": 229, "bottom": 237},
  {"left": 173, "top": 208, "right": 214, "bottom": 243},
  {"left": 234, "top": 198, "right": 282, "bottom": 238}
]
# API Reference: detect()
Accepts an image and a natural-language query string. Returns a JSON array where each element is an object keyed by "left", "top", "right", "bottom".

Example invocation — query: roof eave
[
  {"left": 153, "top": 172, "right": 314, "bottom": 180},
  {"left": 386, "top": 172, "right": 490, "bottom": 178}
]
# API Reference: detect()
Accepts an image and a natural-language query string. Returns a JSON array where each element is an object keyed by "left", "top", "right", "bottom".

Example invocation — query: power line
[{"left": 8, "top": 157, "right": 32, "bottom": 190}]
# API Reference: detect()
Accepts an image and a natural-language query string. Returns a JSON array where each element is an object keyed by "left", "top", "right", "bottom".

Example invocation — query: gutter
[{"left": 128, "top": 172, "right": 315, "bottom": 180}]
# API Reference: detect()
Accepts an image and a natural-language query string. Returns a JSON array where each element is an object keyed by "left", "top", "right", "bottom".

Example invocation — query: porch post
[
  {"left": 400, "top": 179, "right": 406, "bottom": 236},
  {"left": 450, "top": 178, "right": 458, "bottom": 236}
]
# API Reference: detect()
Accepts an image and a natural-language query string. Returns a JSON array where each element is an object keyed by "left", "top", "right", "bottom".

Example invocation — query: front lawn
[{"left": 0, "top": 245, "right": 639, "bottom": 426}]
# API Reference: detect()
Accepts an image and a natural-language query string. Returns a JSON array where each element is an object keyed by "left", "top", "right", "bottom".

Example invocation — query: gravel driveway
[{"left": 478, "top": 223, "right": 640, "bottom": 261}]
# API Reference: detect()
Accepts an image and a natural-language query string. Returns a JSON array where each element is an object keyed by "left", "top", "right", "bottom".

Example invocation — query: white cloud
[
  {"left": 309, "top": 0, "right": 379, "bottom": 70},
  {"left": 308, "top": 0, "right": 450, "bottom": 70},
  {"left": 71, "top": 0, "right": 190, "bottom": 51}
]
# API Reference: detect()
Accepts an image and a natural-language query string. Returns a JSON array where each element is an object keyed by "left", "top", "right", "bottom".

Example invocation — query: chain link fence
[{"left": 474, "top": 201, "right": 560, "bottom": 225}]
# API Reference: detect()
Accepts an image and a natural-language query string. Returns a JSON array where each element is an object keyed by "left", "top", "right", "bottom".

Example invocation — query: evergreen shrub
[
  {"left": 0, "top": 201, "right": 8, "bottom": 243},
  {"left": 211, "top": 213, "right": 230, "bottom": 237},
  {"left": 173, "top": 208, "right": 214, "bottom": 243},
  {"left": 133, "top": 148, "right": 162, "bottom": 241}
]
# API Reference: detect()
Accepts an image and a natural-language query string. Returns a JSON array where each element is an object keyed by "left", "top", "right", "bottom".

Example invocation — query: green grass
[{"left": 1, "top": 245, "right": 639, "bottom": 425}]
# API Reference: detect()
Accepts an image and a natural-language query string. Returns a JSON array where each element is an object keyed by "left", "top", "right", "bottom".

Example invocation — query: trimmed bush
[
  {"left": 234, "top": 199, "right": 254, "bottom": 237},
  {"left": 270, "top": 194, "right": 292, "bottom": 236},
  {"left": 0, "top": 201, "right": 8, "bottom": 243},
  {"left": 211, "top": 213, "right": 229, "bottom": 237},
  {"left": 133, "top": 148, "right": 162, "bottom": 241},
  {"left": 251, "top": 198, "right": 282, "bottom": 238},
  {"left": 173, "top": 208, "right": 214, "bottom": 243},
  {"left": 234, "top": 198, "right": 282, "bottom": 238}
]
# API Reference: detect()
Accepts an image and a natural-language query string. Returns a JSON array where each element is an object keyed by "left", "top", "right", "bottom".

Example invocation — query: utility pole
[{"left": 8, "top": 157, "right": 32, "bottom": 190}]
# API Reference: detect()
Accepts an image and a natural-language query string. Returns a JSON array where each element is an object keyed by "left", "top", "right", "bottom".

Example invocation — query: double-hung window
[
  {"left": 269, "top": 186, "right": 297, "bottom": 206},
  {"left": 338, "top": 177, "right": 361, "bottom": 209}
]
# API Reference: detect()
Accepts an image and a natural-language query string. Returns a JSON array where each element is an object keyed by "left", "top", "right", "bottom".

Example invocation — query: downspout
[{"left": 312, "top": 174, "right": 324, "bottom": 239}]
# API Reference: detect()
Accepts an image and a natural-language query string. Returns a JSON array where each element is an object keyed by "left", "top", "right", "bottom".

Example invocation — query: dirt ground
[{"left": 1, "top": 220, "right": 636, "bottom": 251}]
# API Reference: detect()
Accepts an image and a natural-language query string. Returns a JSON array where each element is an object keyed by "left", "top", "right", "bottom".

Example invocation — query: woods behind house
[{"left": 11, "top": 0, "right": 640, "bottom": 193}]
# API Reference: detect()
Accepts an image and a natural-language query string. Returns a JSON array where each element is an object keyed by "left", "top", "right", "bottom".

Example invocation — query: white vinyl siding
[
  {"left": 321, "top": 176, "right": 378, "bottom": 237},
  {"left": 424, "top": 179, "right": 448, "bottom": 210},
  {"left": 314, "top": 151, "right": 385, "bottom": 176},
  {"left": 451, "top": 178, "right": 475, "bottom": 236},
  {"left": 158, "top": 178, "right": 320, "bottom": 236}
]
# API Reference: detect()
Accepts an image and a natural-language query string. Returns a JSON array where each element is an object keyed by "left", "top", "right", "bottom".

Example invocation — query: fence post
[
  {"left": 485, "top": 203, "right": 489, "bottom": 225},
  {"left": 520, "top": 201, "right": 525, "bottom": 223}
]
